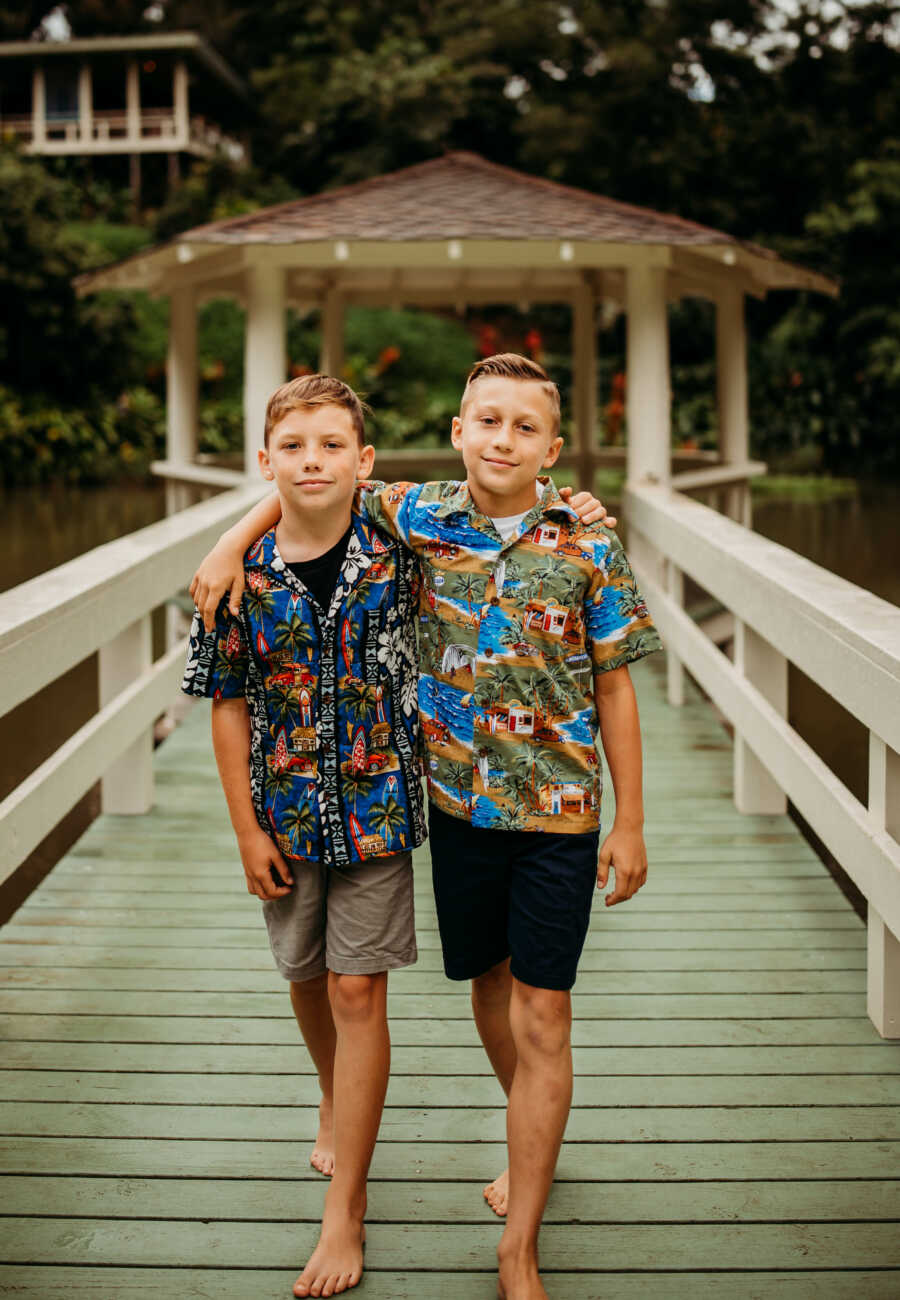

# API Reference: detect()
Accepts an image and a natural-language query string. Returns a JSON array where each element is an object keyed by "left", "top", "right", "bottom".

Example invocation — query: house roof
[{"left": 0, "top": 32, "right": 247, "bottom": 98}]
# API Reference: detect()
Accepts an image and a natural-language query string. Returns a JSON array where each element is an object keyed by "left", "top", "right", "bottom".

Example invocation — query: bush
[{"left": 0, "top": 386, "right": 165, "bottom": 486}]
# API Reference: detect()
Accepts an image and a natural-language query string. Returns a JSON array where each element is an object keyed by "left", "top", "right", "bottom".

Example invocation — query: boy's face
[
  {"left": 259, "top": 405, "right": 374, "bottom": 519},
  {"left": 451, "top": 377, "right": 563, "bottom": 516}
]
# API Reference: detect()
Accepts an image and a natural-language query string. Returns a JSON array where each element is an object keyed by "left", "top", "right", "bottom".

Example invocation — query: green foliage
[
  {"left": 151, "top": 157, "right": 298, "bottom": 243},
  {"left": 0, "top": 143, "right": 139, "bottom": 400},
  {"left": 0, "top": 385, "right": 165, "bottom": 486}
]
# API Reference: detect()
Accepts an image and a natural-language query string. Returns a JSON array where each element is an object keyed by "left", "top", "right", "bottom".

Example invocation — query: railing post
[
  {"left": 32, "top": 65, "right": 46, "bottom": 147},
  {"left": 98, "top": 616, "right": 153, "bottom": 814},
  {"left": 665, "top": 559, "right": 684, "bottom": 707},
  {"left": 867, "top": 734, "right": 900, "bottom": 1038},
  {"left": 733, "top": 621, "right": 787, "bottom": 814}
]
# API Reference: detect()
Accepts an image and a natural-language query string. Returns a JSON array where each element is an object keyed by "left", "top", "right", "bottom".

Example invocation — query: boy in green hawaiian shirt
[{"left": 192, "top": 356, "right": 658, "bottom": 1300}]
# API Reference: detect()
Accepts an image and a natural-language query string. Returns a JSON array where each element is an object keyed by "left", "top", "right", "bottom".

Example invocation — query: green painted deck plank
[
  {"left": 0, "top": 1014, "right": 883, "bottom": 1046},
  {"left": 3, "top": 1070, "right": 900, "bottom": 1108},
  {"left": 26, "top": 884, "right": 852, "bottom": 908},
  {"left": 2, "top": 1042, "right": 896, "bottom": 1076},
  {"left": 0, "top": 989, "right": 873, "bottom": 1018},
  {"left": 2, "top": 1218, "right": 899, "bottom": 1270},
  {"left": 4, "top": 1137, "right": 898, "bottom": 1181},
  {"left": 0, "top": 966, "right": 868, "bottom": 994},
  {"left": 0, "top": 925, "right": 866, "bottom": 949},
  {"left": 3, "top": 1270, "right": 899, "bottom": 1300},
  {"left": 2, "top": 1101, "right": 898, "bottom": 1142},
  {"left": 0, "top": 945, "right": 867, "bottom": 971},
  {"left": 2, "top": 1176, "right": 898, "bottom": 1224},
  {"left": 4, "top": 907, "right": 864, "bottom": 930}
]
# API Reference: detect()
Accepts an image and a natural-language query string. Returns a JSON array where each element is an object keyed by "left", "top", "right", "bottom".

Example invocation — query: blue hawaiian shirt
[{"left": 181, "top": 513, "right": 426, "bottom": 868}]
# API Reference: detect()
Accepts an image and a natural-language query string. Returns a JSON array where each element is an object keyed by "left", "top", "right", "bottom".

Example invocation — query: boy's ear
[
  {"left": 542, "top": 435, "right": 564, "bottom": 469},
  {"left": 450, "top": 415, "right": 463, "bottom": 449},
  {"left": 357, "top": 443, "right": 376, "bottom": 480},
  {"left": 258, "top": 446, "right": 274, "bottom": 480}
]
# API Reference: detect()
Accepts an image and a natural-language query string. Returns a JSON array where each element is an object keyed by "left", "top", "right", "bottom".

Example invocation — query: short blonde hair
[
  {"left": 462, "top": 353, "right": 561, "bottom": 437},
  {"left": 264, "top": 374, "right": 369, "bottom": 447}
]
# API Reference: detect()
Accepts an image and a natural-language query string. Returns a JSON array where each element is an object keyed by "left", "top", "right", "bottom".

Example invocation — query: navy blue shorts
[{"left": 428, "top": 802, "right": 600, "bottom": 992}]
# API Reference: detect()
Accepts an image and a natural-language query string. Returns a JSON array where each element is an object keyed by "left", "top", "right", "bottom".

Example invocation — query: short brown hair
[
  {"left": 264, "top": 374, "right": 369, "bottom": 447},
  {"left": 462, "top": 353, "right": 561, "bottom": 437}
]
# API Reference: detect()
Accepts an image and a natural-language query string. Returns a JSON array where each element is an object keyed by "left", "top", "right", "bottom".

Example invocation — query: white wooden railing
[
  {"left": 627, "top": 481, "right": 900, "bottom": 1039},
  {"left": 0, "top": 482, "right": 266, "bottom": 890}
]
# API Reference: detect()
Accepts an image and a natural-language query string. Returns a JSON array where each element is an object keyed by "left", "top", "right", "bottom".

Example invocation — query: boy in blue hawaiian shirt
[
  {"left": 182, "top": 374, "right": 426, "bottom": 1298},
  {"left": 191, "top": 357, "right": 644, "bottom": 1300}
]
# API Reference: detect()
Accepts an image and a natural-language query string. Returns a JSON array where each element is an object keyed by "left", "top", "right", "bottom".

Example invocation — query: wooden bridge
[
  {"left": 1, "top": 643, "right": 899, "bottom": 1295},
  {"left": 1, "top": 463, "right": 900, "bottom": 1295}
]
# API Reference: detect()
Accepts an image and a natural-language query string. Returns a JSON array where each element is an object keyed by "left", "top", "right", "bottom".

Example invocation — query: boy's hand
[
  {"left": 559, "top": 485, "right": 617, "bottom": 528},
  {"left": 236, "top": 826, "right": 294, "bottom": 900},
  {"left": 190, "top": 541, "right": 246, "bottom": 633},
  {"left": 597, "top": 824, "right": 647, "bottom": 906}
]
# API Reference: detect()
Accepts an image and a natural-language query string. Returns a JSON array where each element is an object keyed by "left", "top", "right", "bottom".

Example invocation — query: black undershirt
[{"left": 285, "top": 525, "right": 352, "bottom": 611}]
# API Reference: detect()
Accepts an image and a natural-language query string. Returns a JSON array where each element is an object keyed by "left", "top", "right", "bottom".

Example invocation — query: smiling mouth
[
  {"left": 296, "top": 479, "right": 332, "bottom": 486},
  {"left": 482, "top": 457, "right": 518, "bottom": 467}
]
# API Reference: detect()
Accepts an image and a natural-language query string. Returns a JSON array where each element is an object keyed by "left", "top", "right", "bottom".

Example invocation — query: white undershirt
[{"left": 489, "top": 481, "right": 542, "bottom": 541}]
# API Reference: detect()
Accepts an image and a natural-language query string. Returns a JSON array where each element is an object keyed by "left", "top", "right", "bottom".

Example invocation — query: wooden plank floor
[{"left": 1, "top": 653, "right": 899, "bottom": 1298}]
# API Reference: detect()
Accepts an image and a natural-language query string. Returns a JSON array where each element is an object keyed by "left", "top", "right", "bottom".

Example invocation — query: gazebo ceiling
[{"left": 75, "top": 150, "right": 837, "bottom": 301}]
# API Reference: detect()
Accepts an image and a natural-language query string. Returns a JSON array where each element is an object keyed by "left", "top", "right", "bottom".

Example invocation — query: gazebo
[{"left": 75, "top": 150, "right": 836, "bottom": 509}]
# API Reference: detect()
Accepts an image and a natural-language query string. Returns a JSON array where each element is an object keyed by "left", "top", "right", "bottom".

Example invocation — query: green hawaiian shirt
[{"left": 359, "top": 477, "right": 662, "bottom": 833}]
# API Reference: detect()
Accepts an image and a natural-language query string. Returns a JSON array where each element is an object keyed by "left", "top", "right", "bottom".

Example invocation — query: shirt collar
[
  {"left": 244, "top": 510, "right": 382, "bottom": 570},
  {"left": 431, "top": 476, "right": 579, "bottom": 527}
]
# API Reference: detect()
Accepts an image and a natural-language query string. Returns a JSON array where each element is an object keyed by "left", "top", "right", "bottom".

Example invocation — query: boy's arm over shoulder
[
  {"left": 582, "top": 524, "right": 663, "bottom": 679},
  {"left": 181, "top": 590, "right": 250, "bottom": 701},
  {"left": 356, "top": 478, "right": 437, "bottom": 548}
]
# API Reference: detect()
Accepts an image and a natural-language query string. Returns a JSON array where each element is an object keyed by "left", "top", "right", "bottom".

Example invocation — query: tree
[{"left": 0, "top": 145, "right": 138, "bottom": 400}]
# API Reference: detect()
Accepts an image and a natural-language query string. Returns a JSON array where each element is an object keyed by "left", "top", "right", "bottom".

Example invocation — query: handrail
[
  {"left": 627, "top": 480, "right": 900, "bottom": 1037},
  {"left": 0, "top": 482, "right": 266, "bottom": 719},
  {"left": 626, "top": 484, "right": 900, "bottom": 751}
]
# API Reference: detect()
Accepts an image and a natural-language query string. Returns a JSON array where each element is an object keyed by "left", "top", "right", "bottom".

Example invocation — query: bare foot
[
  {"left": 293, "top": 1215, "right": 365, "bottom": 1297},
  {"left": 310, "top": 1097, "right": 335, "bottom": 1177},
  {"left": 497, "top": 1242, "right": 547, "bottom": 1300},
  {"left": 484, "top": 1167, "right": 509, "bottom": 1217}
]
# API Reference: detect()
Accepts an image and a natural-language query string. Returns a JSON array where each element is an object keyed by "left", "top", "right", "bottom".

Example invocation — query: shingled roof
[
  {"left": 75, "top": 150, "right": 837, "bottom": 299},
  {"left": 183, "top": 151, "right": 755, "bottom": 251}
]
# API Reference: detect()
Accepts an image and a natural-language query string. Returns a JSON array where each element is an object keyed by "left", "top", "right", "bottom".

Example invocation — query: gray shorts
[{"left": 261, "top": 850, "right": 417, "bottom": 981}]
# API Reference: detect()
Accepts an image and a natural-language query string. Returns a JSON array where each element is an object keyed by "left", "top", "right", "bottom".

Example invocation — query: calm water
[{"left": 1, "top": 477, "right": 897, "bottom": 908}]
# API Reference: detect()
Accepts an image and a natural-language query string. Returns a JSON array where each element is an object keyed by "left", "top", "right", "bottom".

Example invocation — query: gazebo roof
[
  {"left": 75, "top": 150, "right": 837, "bottom": 301},
  {"left": 185, "top": 151, "right": 753, "bottom": 248}
]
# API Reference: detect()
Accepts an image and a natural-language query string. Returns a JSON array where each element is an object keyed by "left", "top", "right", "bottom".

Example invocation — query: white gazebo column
[
  {"left": 319, "top": 286, "right": 345, "bottom": 377},
  {"left": 716, "top": 284, "right": 751, "bottom": 526},
  {"left": 32, "top": 66, "right": 46, "bottom": 147},
  {"left": 867, "top": 735, "right": 900, "bottom": 1038},
  {"left": 166, "top": 284, "right": 198, "bottom": 514},
  {"left": 78, "top": 64, "right": 93, "bottom": 144},
  {"left": 625, "top": 266, "right": 671, "bottom": 488},
  {"left": 625, "top": 264, "right": 671, "bottom": 587},
  {"left": 243, "top": 262, "right": 287, "bottom": 473},
  {"left": 571, "top": 276, "right": 598, "bottom": 490}
]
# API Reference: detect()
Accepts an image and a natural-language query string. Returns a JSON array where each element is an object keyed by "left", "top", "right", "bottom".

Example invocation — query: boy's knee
[
  {"left": 328, "top": 971, "right": 385, "bottom": 1023},
  {"left": 510, "top": 983, "right": 571, "bottom": 1058}
]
